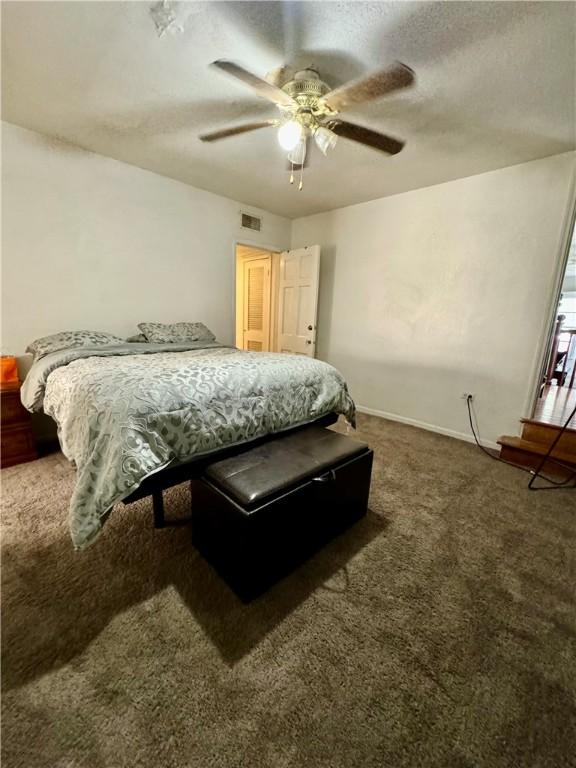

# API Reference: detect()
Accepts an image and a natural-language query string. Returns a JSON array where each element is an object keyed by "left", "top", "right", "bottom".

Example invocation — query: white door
[
  {"left": 243, "top": 256, "right": 271, "bottom": 351},
  {"left": 277, "top": 245, "right": 320, "bottom": 356}
]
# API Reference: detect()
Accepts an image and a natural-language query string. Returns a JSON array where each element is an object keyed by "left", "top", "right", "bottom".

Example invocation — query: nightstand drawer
[
  {"left": 1, "top": 424, "right": 37, "bottom": 468},
  {"left": 1, "top": 388, "right": 28, "bottom": 426},
  {"left": 1, "top": 385, "right": 38, "bottom": 468}
]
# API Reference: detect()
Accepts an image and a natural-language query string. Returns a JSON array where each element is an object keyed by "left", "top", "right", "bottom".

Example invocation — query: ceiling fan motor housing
[{"left": 281, "top": 69, "right": 333, "bottom": 118}]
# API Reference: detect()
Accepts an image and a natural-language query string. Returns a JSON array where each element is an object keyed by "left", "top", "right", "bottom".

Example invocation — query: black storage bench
[{"left": 193, "top": 425, "right": 373, "bottom": 601}]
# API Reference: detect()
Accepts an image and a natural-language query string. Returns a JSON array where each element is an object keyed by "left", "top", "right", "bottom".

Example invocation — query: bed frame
[{"left": 123, "top": 413, "right": 339, "bottom": 528}]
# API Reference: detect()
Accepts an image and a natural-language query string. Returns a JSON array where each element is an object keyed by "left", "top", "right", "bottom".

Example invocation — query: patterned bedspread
[{"left": 22, "top": 343, "right": 355, "bottom": 548}]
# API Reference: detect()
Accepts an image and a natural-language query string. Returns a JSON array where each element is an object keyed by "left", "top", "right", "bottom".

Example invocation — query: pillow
[
  {"left": 126, "top": 333, "right": 148, "bottom": 343},
  {"left": 137, "top": 322, "right": 216, "bottom": 344},
  {"left": 26, "top": 330, "right": 125, "bottom": 359}
]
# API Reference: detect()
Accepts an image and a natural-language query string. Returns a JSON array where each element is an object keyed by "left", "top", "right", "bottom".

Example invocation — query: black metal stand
[{"left": 528, "top": 403, "right": 576, "bottom": 491}]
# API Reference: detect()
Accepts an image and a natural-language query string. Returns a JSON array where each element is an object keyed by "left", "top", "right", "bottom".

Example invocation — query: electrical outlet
[{"left": 461, "top": 392, "right": 474, "bottom": 401}]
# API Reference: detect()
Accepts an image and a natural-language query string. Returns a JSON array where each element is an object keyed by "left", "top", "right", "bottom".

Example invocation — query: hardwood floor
[{"left": 533, "top": 385, "right": 576, "bottom": 428}]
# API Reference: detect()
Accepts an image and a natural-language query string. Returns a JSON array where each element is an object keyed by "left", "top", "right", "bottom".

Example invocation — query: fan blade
[
  {"left": 199, "top": 120, "right": 276, "bottom": 142},
  {"left": 322, "top": 62, "right": 415, "bottom": 112},
  {"left": 211, "top": 60, "right": 296, "bottom": 108},
  {"left": 327, "top": 120, "right": 405, "bottom": 155},
  {"left": 266, "top": 65, "right": 294, "bottom": 89}
]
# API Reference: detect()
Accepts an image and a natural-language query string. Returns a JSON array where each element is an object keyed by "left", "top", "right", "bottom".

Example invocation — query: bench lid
[{"left": 205, "top": 426, "right": 368, "bottom": 509}]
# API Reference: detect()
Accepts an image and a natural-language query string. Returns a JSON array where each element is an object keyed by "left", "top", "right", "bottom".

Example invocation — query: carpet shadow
[
  {"left": 2, "top": 482, "right": 386, "bottom": 689},
  {"left": 174, "top": 508, "right": 387, "bottom": 665}
]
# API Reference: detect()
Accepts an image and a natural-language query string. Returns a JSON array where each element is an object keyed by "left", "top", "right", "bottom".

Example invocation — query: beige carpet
[{"left": 2, "top": 413, "right": 575, "bottom": 768}]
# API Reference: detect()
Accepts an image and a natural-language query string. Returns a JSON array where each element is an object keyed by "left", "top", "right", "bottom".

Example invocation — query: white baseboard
[{"left": 355, "top": 404, "right": 500, "bottom": 451}]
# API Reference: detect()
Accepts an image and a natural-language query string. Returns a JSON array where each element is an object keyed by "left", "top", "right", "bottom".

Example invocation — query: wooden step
[
  {"left": 520, "top": 418, "right": 576, "bottom": 451},
  {"left": 498, "top": 448, "right": 574, "bottom": 479},
  {"left": 498, "top": 435, "right": 576, "bottom": 475}
]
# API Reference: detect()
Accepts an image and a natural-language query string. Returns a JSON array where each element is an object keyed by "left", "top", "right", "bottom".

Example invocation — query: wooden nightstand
[{"left": 1, "top": 384, "right": 37, "bottom": 468}]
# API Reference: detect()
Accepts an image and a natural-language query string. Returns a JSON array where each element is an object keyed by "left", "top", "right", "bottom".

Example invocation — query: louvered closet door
[{"left": 243, "top": 256, "right": 271, "bottom": 352}]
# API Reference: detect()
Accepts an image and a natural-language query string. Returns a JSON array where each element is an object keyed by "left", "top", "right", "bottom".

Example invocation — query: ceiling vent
[{"left": 241, "top": 212, "right": 262, "bottom": 232}]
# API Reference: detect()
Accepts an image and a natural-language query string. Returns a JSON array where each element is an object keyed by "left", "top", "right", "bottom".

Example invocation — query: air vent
[{"left": 241, "top": 212, "right": 262, "bottom": 232}]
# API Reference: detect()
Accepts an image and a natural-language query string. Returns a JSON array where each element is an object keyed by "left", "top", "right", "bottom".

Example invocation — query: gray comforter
[{"left": 22, "top": 343, "right": 355, "bottom": 549}]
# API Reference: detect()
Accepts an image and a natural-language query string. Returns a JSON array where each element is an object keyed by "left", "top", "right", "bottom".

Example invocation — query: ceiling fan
[{"left": 199, "top": 60, "right": 415, "bottom": 189}]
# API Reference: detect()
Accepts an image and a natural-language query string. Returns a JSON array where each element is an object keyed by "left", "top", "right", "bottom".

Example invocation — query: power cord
[{"left": 465, "top": 394, "right": 576, "bottom": 490}]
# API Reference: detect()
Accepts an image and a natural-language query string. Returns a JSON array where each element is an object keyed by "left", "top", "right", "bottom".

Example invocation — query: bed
[{"left": 22, "top": 341, "right": 356, "bottom": 549}]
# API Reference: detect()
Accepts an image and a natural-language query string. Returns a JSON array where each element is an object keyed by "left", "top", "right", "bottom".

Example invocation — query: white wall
[
  {"left": 1, "top": 122, "right": 291, "bottom": 363},
  {"left": 3, "top": 121, "right": 575, "bottom": 447},
  {"left": 292, "top": 153, "right": 576, "bottom": 445}
]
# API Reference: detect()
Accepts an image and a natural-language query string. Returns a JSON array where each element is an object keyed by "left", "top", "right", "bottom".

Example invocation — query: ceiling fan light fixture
[
  {"left": 278, "top": 119, "right": 303, "bottom": 151},
  {"left": 287, "top": 138, "right": 307, "bottom": 167},
  {"left": 314, "top": 126, "right": 338, "bottom": 156}
]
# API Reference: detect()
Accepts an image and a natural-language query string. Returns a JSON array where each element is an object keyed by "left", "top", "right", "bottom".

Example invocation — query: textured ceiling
[{"left": 2, "top": 1, "right": 575, "bottom": 218}]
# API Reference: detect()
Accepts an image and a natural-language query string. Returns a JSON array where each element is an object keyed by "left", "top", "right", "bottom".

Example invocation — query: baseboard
[{"left": 356, "top": 404, "right": 500, "bottom": 451}]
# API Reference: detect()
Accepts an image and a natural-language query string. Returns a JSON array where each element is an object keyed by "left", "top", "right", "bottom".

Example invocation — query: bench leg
[{"left": 152, "top": 490, "right": 165, "bottom": 529}]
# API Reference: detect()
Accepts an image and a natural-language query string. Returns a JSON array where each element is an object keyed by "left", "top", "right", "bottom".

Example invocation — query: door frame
[
  {"left": 234, "top": 239, "right": 282, "bottom": 351},
  {"left": 526, "top": 179, "right": 576, "bottom": 418}
]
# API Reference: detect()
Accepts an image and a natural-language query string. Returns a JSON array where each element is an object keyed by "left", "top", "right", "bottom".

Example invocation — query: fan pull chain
[
  {"left": 290, "top": 161, "right": 294, "bottom": 185},
  {"left": 299, "top": 163, "right": 304, "bottom": 191}
]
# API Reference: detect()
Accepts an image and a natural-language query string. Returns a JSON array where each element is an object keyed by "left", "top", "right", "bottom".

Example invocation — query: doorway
[
  {"left": 235, "top": 244, "right": 321, "bottom": 356},
  {"left": 534, "top": 222, "right": 576, "bottom": 427},
  {"left": 235, "top": 244, "right": 278, "bottom": 352}
]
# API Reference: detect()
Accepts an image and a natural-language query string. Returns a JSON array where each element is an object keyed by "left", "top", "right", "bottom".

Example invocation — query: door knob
[
  {"left": 306, "top": 340, "right": 312, "bottom": 345},
  {"left": 307, "top": 325, "right": 313, "bottom": 331}
]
